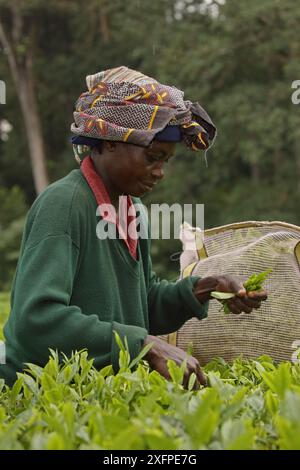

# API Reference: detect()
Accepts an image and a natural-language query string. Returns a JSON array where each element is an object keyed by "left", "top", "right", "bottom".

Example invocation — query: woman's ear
[{"left": 91, "top": 147, "right": 100, "bottom": 160}]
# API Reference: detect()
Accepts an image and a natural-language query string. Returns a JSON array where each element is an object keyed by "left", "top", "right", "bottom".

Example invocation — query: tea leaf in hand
[
  {"left": 243, "top": 269, "right": 272, "bottom": 292},
  {"left": 211, "top": 292, "right": 235, "bottom": 300}
]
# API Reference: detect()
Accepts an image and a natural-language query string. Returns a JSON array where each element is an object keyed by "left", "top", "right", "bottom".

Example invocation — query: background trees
[{"left": 0, "top": 0, "right": 299, "bottom": 286}]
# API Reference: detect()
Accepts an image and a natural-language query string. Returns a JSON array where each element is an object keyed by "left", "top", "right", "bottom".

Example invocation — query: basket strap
[
  {"left": 195, "top": 231, "right": 208, "bottom": 260},
  {"left": 167, "top": 332, "right": 177, "bottom": 346},
  {"left": 182, "top": 261, "right": 197, "bottom": 278},
  {"left": 295, "top": 241, "right": 300, "bottom": 270}
]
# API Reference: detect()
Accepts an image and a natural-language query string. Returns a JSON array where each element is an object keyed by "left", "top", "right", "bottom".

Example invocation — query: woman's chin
[{"left": 130, "top": 183, "right": 154, "bottom": 197}]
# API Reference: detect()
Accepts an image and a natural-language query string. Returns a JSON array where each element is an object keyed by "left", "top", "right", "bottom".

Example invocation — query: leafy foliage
[
  {"left": 0, "top": 187, "right": 27, "bottom": 290},
  {"left": 0, "top": 291, "right": 10, "bottom": 340},
  {"left": 1, "top": 0, "right": 300, "bottom": 283},
  {"left": 0, "top": 304, "right": 299, "bottom": 450}
]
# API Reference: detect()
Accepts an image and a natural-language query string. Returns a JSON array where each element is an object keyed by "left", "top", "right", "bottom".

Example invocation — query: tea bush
[{"left": 0, "top": 296, "right": 300, "bottom": 450}]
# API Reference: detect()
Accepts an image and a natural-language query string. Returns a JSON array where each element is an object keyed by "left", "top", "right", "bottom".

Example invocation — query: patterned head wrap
[{"left": 71, "top": 66, "right": 217, "bottom": 151}]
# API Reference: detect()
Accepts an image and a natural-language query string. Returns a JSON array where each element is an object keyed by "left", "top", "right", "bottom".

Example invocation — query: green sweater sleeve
[
  {"left": 147, "top": 263, "right": 209, "bottom": 336},
  {"left": 8, "top": 234, "right": 147, "bottom": 373}
]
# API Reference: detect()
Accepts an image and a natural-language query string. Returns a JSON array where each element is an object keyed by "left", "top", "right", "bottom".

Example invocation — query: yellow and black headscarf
[{"left": 71, "top": 66, "right": 216, "bottom": 151}]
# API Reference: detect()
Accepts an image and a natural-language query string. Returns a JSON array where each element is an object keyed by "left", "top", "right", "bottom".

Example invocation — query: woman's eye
[
  {"left": 146, "top": 153, "right": 168, "bottom": 163},
  {"left": 146, "top": 154, "right": 160, "bottom": 163}
]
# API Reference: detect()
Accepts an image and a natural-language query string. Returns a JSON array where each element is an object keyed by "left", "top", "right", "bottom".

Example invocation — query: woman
[{"left": 0, "top": 66, "right": 267, "bottom": 388}]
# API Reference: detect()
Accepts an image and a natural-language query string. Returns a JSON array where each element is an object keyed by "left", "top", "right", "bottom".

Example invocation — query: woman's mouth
[{"left": 141, "top": 181, "right": 157, "bottom": 191}]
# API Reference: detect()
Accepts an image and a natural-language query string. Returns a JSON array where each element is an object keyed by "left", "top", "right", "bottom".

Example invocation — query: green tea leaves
[
  {"left": 0, "top": 349, "right": 299, "bottom": 449},
  {"left": 0, "top": 326, "right": 299, "bottom": 449},
  {"left": 244, "top": 269, "right": 272, "bottom": 292}
]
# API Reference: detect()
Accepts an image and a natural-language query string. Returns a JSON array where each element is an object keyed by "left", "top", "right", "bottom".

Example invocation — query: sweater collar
[{"left": 81, "top": 156, "right": 137, "bottom": 259}]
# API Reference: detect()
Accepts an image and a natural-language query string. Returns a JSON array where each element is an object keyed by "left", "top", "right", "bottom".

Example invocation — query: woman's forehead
[{"left": 148, "top": 141, "right": 176, "bottom": 154}]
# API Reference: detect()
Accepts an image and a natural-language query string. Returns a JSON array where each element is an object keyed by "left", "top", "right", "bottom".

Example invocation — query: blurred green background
[{"left": 0, "top": 0, "right": 299, "bottom": 291}]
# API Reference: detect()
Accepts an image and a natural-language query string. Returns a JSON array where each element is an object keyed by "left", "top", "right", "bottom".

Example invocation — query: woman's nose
[{"left": 151, "top": 163, "right": 164, "bottom": 180}]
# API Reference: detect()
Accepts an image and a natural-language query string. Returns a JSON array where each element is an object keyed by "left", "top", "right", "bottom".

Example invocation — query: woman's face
[{"left": 93, "top": 141, "right": 176, "bottom": 198}]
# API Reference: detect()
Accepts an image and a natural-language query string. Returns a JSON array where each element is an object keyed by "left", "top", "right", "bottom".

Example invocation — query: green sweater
[{"left": 0, "top": 169, "right": 208, "bottom": 386}]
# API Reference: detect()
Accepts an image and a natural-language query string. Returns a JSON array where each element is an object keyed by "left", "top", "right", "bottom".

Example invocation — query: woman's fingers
[
  {"left": 233, "top": 297, "right": 253, "bottom": 313},
  {"left": 227, "top": 291, "right": 268, "bottom": 314},
  {"left": 248, "top": 290, "right": 268, "bottom": 301},
  {"left": 182, "top": 358, "right": 207, "bottom": 389},
  {"left": 196, "top": 365, "right": 207, "bottom": 387},
  {"left": 227, "top": 299, "right": 242, "bottom": 314},
  {"left": 217, "top": 275, "right": 246, "bottom": 297},
  {"left": 242, "top": 296, "right": 261, "bottom": 309},
  {"left": 227, "top": 297, "right": 257, "bottom": 314}
]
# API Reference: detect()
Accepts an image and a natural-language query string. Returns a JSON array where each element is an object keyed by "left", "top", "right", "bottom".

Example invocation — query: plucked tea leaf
[{"left": 211, "top": 291, "right": 235, "bottom": 300}]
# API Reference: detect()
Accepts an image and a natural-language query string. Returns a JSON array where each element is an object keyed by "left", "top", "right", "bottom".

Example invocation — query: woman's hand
[
  {"left": 192, "top": 275, "right": 268, "bottom": 314},
  {"left": 143, "top": 335, "right": 206, "bottom": 389}
]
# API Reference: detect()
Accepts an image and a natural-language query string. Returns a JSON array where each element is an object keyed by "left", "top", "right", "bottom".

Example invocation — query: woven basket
[{"left": 160, "top": 221, "right": 300, "bottom": 364}]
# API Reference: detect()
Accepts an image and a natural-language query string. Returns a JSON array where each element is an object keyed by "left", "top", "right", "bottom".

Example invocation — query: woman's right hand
[{"left": 143, "top": 335, "right": 207, "bottom": 389}]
